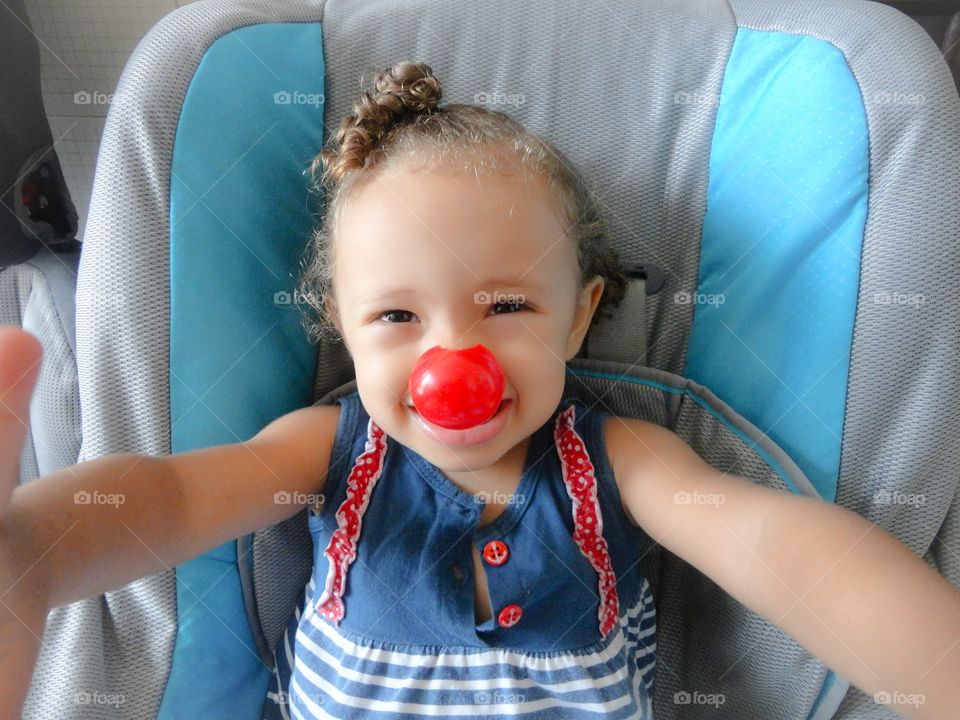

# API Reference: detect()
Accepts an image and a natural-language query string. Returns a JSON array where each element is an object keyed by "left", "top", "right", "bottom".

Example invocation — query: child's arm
[
  {"left": 6, "top": 403, "right": 341, "bottom": 609},
  {"left": 605, "top": 415, "right": 960, "bottom": 720},
  {"left": 0, "top": 327, "right": 340, "bottom": 714}
]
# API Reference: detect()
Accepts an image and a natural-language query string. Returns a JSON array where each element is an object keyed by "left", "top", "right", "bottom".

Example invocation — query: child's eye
[
  {"left": 490, "top": 300, "right": 530, "bottom": 315},
  {"left": 375, "top": 301, "right": 531, "bottom": 324},
  {"left": 378, "top": 309, "right": 416, "bottom": 323}
]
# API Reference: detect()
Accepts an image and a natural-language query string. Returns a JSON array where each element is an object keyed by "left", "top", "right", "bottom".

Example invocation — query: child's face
[{"left": 326, "top": 161, "right": 604, "bottom": 476}]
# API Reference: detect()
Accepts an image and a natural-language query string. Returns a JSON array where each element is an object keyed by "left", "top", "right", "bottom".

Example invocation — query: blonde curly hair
[{"left": 295, "top": 61, "right": 628, "bottom": 345}]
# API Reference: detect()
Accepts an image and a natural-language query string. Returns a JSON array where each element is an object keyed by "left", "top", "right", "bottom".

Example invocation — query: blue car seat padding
[
  {"left": 686, "top": 26, "right": 869, "bottom": 504},
  {"left": 165, "top": 22, "right": 326, "bottom": 719}
]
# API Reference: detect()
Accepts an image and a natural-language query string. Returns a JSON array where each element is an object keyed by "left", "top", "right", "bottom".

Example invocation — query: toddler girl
[{"left": 1, "top": 61, "right": 958, "bottom": 720}]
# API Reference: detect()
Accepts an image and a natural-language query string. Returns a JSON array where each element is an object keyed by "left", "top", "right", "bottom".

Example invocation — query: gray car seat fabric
[
  {"left": 0, "top": 247, "right": 82, "bottom": 485},
  {"left": 17, "top": 0, "right": 960, "bottom": 718}
]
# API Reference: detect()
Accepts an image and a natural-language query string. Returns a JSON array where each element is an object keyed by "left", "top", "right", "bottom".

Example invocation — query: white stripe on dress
[
  {"left": 293, "top": 657, "right": 638, "bottom": 717},
  {"left": 303, "top": 585, "right": 649, "bottom": 672},
  {"left": 289, "top": 588, "right": 655, "bottom": 718}
]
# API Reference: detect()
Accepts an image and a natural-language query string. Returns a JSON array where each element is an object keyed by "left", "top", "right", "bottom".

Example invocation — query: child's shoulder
[
  {"left": 602, "top": 413, "right": 705, "bottom": 479},
  {"left": 602, "top": 413, "right": 714, "bottom": 529},
  {"left": 599, "top": 414, "right": 671, "bottom": 528},
  {"left": 602, "top": 410, "right": 749, "bottom": 536}
]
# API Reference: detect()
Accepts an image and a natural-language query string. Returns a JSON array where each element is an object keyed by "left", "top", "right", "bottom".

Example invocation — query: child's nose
[{"left": 408, "top": 344, "right": 505, "bottom": 430}]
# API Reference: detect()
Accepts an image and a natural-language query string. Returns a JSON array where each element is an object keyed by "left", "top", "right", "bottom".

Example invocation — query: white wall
[{"left": 23, "top": 0, "right": 196, "bottom": 241}]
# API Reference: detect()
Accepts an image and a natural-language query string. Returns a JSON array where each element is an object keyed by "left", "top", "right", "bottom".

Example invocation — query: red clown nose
[{"left": 408, "top": 344, "right": 506, "bottom": 430}]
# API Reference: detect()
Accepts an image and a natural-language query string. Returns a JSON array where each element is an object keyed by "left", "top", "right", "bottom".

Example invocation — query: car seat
[{"left": 13, "top": 0, "right": 960, "bottom": 718}]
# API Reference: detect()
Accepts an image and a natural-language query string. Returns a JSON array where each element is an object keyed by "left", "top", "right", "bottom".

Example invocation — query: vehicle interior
[{"left": 3, "top": 0, "right": 959, "bottom": 718}]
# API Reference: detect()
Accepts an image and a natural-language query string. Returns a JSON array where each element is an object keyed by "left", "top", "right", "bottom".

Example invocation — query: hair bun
[
  {"left": 314, "top": 61, "right": 442, "bottom": 186},
  {"left": 372, "top": 61, "right": 441, "bottom": 113}
]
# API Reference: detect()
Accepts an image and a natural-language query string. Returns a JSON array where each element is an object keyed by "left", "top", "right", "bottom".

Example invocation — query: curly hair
[{"left": 295, "top": 61, "right": 628, "bottom": 345}]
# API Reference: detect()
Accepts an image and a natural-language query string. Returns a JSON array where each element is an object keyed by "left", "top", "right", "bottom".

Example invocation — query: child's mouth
[{"left": 407, "top": 399, "right": 512, "bottom": 447}]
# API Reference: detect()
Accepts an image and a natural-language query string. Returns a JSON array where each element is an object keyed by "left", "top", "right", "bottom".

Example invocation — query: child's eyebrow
[
  {"left": 480, "top": 276, "right": 542, "bottom": 292},
  {"left": 353, "top": 278, "right": 543, "bottom": 306}
]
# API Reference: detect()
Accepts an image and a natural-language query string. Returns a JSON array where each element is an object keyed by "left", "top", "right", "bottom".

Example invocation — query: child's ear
[{"left": 565, "top": 275, "right": 605, "bottom": 362}]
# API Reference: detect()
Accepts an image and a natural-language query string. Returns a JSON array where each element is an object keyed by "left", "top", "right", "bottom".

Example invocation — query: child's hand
[
  {"left": 0, "top": 326, "right": 52, "bottom": 716},
  {"left": 0, "top": 326, "right": 43, "bottom": 515}
]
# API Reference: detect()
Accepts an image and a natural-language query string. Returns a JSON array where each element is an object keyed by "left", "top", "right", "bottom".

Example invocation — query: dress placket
[{"left": 315, "top": 404, "right": 620, "bottom": 638}]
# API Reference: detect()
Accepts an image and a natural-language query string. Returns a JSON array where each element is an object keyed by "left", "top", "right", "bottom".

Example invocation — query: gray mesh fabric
[
  {"left": 247, "top": 511, "right": 312, "bottom": 665},
  {"left": 298, "top": 4, "right": 960, "bottom": 717},
  {"left": 934, "top": 489, "right": 960, "bottom": 590}
]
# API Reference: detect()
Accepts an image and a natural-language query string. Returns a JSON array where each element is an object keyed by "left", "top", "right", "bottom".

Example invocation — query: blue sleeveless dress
[{"left": 267, "top": 391, "right": 657, "bottom": 719}]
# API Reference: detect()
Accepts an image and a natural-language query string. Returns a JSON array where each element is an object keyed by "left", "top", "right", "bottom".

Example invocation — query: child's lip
[
  {"left": 403, "top": 393, "right": 514, "bottom": 407},
  {"left": 407, "top": 399, "right": 512, "bottom": 446}
]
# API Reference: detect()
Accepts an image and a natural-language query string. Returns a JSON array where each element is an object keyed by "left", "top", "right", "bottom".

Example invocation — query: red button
[
  {"left": 498, "top": 603, "right": 523, "bottom": 628},
  {"left": 483, "top": 540, "right": 509, "bottom": 566}
]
